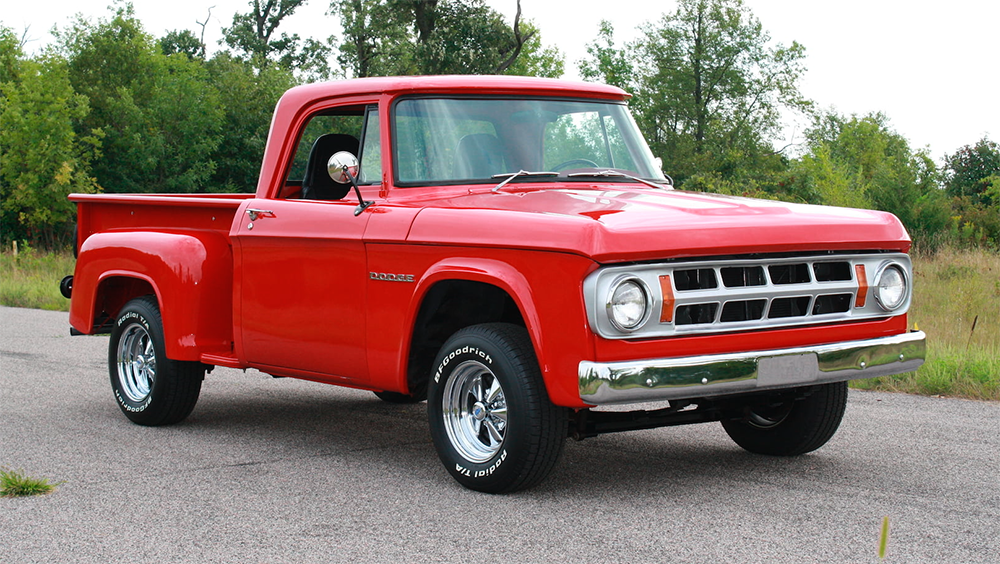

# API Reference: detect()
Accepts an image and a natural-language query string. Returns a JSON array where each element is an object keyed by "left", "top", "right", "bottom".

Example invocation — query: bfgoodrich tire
[
  {"left": 721, "top": 382, "right": 848, "bottom": 456},
  {"left": 428, "top": 323, "right": 567, "bottom": 493},
  {"left": 108, "top": 296, "right": 204, "bottom": 426}
]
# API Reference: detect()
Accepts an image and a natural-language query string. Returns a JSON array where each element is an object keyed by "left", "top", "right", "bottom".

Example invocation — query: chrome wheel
[
  {"left": 116, "top": 323, "right": 156, "bottom": 403},
  {"left": 442, "top": 360, "right": 508, "bottom": 463}
]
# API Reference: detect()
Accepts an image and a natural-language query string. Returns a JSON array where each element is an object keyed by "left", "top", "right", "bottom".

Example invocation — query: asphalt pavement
[{"left": 1, "top": 305, "right": 998, "bottom": 563}]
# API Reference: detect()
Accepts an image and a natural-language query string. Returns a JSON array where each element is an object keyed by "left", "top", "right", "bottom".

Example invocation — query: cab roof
[{"left": 278, "top": 75, "right": 631, "bottom": 107}]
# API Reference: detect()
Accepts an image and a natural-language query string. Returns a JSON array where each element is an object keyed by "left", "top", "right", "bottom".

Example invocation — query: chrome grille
[{"left": 584, "top": 253, "right": 913, "bottom": 339}]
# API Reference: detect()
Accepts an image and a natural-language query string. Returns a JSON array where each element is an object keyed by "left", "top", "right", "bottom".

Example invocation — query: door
[
  {"left": 234, "top": 198, "right": 371, "bottom": 381},
  {"left": 233, "top": 105, "right": 380, "bottom": 382}
]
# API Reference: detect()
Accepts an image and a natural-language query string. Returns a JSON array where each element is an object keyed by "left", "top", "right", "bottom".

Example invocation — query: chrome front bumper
[{"left": 579, "top": 331, "right": 926, "bottom": 405}]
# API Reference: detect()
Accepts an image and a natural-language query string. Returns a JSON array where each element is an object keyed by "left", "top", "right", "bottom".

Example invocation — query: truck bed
[{"left": 70, "top": 193, "right": 251, "bottom": 245}]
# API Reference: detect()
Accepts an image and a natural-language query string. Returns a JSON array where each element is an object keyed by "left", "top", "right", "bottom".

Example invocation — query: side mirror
[
  {"left": 326, "top": 150, "right": 372, "bottom": 216},
  {"left": 327, "top": 151, "right": 360, "bottom": 184}
]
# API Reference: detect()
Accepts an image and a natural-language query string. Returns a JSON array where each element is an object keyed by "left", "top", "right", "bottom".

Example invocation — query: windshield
[{"left": 392, "top": 97, "right": 666, "bottom": 186}]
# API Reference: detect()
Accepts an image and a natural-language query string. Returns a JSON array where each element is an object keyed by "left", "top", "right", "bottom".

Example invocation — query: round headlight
[
  {"left": 608, "top": 279, "right": 648, "bottom": 331},
  {"left": 874, "top": 264, "right": 908, "bottom": 311}
]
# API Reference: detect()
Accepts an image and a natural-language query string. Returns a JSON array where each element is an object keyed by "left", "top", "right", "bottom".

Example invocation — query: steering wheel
[{"left": 552, "top": 158, "right": 600, "bottom": 171}]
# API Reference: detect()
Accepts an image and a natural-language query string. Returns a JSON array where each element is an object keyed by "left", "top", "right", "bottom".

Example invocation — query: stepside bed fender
[{"left": 70, "top": 230, "right": 234, "bottom": 361}]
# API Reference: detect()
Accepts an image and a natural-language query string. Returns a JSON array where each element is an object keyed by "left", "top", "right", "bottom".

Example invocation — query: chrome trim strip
[{"left": 579, "top": 331, "right": 926, "bottom": 405}]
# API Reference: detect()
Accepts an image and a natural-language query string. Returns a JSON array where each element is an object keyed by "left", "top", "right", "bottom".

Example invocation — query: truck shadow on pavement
[{"left": 136, "top": 378, "right": 861, "bottom": 499}]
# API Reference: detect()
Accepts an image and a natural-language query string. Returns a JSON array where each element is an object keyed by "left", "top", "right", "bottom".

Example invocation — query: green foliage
[
  {"left": 0, "top": 467, "right": 61, "bottom": 497},
  {"left": 0, "top": 246, "right": 75, "bottom": 311},
  {"left": 578, "top": 21, "right": 633, "bottom": 91},
  {"left": 0, "top": 26, "right": 22, "bottom": 84},
  {"left": 159, "top": 29, "right": 204, "bottom": 58},
  {"left": 0, "top": 52, "right": 102, "bottom": 248},
  {"left": 851, "top": 247, "right": 1000, "bottom": 400},
  {"left": 500, "top": 22, "right": 563, "bottom": 78},
  {"left": 579, "top": 0, "right": 810, "bottom": 187},
  {"left": 205, "top": 54, "right": 296, "bottom": 192},
  {"left": 332, "top": 0, "right": 415, "bottom": 77},
  {"left": 221, "top": 0, "right": 332, "bottom": 78},
  {"left": 332, "top": 0, "right": 563, "bottom": 78},
  {"left": 944, "top": 137, "right": 1000, "bottom": 203},
  {"left": 412, "top": 0, "right": 513, "bottom": 75},
  {"left": 56, "top": 6, "right": 224, "bottom": 194},
  {"left": 941, "top": 138, "right": 1000, "bottom": 247},
  {"left": 786, "top": 111, "right": 953, "bottom": 248}
]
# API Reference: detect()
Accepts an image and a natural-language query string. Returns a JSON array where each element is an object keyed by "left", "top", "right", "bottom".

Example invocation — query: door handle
[{"left": 246, "top": 208, "right": 274, "bottom": 221}]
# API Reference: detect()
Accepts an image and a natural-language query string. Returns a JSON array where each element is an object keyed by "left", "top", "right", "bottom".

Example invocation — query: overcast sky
[{"left": 4, "top": 0, "right": 998, "bottom": 160}]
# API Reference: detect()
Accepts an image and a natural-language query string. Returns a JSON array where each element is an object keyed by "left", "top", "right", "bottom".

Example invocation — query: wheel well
[
  {"left": 407, "top": 280, "right": 525, "bottom": 395},
  {"left": 91, "top": 277, "right": 156, "bottom": 333}
]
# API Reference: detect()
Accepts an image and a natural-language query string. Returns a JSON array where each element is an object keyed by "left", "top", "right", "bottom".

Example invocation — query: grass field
[
  {"left": 0, "top": 248, "right": 76, "bottom": 312},
  {"left": 851, "top": 247, "right": 1000, "bottom": 400},
  {"left": 2, "top": 246, "right": 997, "bottom": 400}
]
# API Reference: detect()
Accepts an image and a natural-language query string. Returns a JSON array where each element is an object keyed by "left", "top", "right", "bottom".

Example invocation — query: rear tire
[
  {"left": 428, "top": 323, "right": 566, "bottom": 493},
  {"left": 108, "top": 296, "right": 204, "bottom": 426},
  {"left": 721, "top": 382, "right": 848, "bottom": 456}
]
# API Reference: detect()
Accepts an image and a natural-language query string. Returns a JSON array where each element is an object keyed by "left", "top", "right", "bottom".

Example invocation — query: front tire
[
  {"left": 109, "top": 296, "right": 204, "bottom": 426},
  {"left": 428, "top": 323, "right": 566, "bottom": 493},
  {"left": 721, "top": 382, "right": 848, "bottom": 456}
]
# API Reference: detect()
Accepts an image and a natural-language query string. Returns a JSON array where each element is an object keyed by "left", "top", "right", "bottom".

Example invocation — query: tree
[
  {"left": 331, "top": 0, "right": 562, "bottom": 78},
  {"left": 501, "top": 21, "right": 563, "bottom": 78},
  {"left": 331, "top": 0, "right": 415, "bottom": 77},
  {"left": 944, "top": 137, "right": 1000, "bottom": 205},
  {"left": 0, "top": 26, "right": 22, "bottom": 85},
  {"left": 56, "top": 5, "right": 224, "bottom": 193},
  {"left": 585, "top": 0, "right": 810, "bottom": 185},
  {"left": 205, "top": 53, "right": 297, "bottom": 192},
  {"left": 788, "top": 111, "right": 950, "bottom": 246},
  {"left": 578, "top": 21, "right": 633, "bottom": 91},
  {"left": 0, "top": 52, "right": 102, "bottom": 248},
  {"left": 222, "top": 0, "right": 332, "bottom": 77},
  {"left": 159, "top": 29, "right": 204, "bottom": 58},
  {"left": 412, "top": 0, "right": 516, "bottom": 74}
]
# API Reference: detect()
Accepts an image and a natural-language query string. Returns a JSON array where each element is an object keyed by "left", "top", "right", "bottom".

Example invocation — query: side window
[
  {"left": 359, "top": 108, "right": 381, "bottom": 185},
  {"left": 281, "top": 105, "right": 380, "bottom": 199}
]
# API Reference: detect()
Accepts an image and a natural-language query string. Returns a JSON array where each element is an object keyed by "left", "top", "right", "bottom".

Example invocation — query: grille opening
[
  {"left": 812, "top": 294, "right": 852, "bottom": 315},
  {"left": 720, "top": 299, "right": 766, "bottom": 322},
  {"left": 674, "top": 269, "right": 718, "bottom": 291},
  {"left": 768, "top": 264, "right": 811, "bottom": 285},
  {"left": 675, "top": 303, "right": 718, "bottom": 325},
  {"left": 814, "top": 262, "right": 852, "bottom": 282},
  {"left": 721, "top": 266, "right": 766, "bottom": 287},
  {"left": 768, "top": 296, "right": 811, "bottom": 318}
]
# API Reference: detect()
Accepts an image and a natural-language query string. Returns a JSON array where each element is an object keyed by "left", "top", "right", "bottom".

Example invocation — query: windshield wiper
[
  {"left": 567, "top": 170, "right": 673, "bottom": 190},
  {"left": 491, "top": 170, "right": 558, "bottom": 193}
]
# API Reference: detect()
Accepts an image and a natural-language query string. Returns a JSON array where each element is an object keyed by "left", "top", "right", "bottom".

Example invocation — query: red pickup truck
[{"left": 64, "top": 76, "right": 925, "bottom": 493}]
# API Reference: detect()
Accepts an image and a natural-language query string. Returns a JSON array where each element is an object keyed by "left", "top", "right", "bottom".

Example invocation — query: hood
[{"left": 402, "top": 185, "right": 911, "bottom": 263}]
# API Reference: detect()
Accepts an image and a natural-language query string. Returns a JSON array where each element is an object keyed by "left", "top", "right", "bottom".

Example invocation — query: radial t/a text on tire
[
  {"left": 108, "top": 295, "right": 205, "bottom": 426},
  {"left": 427, "top": 323, "right": 567, "bottom": 493}
]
